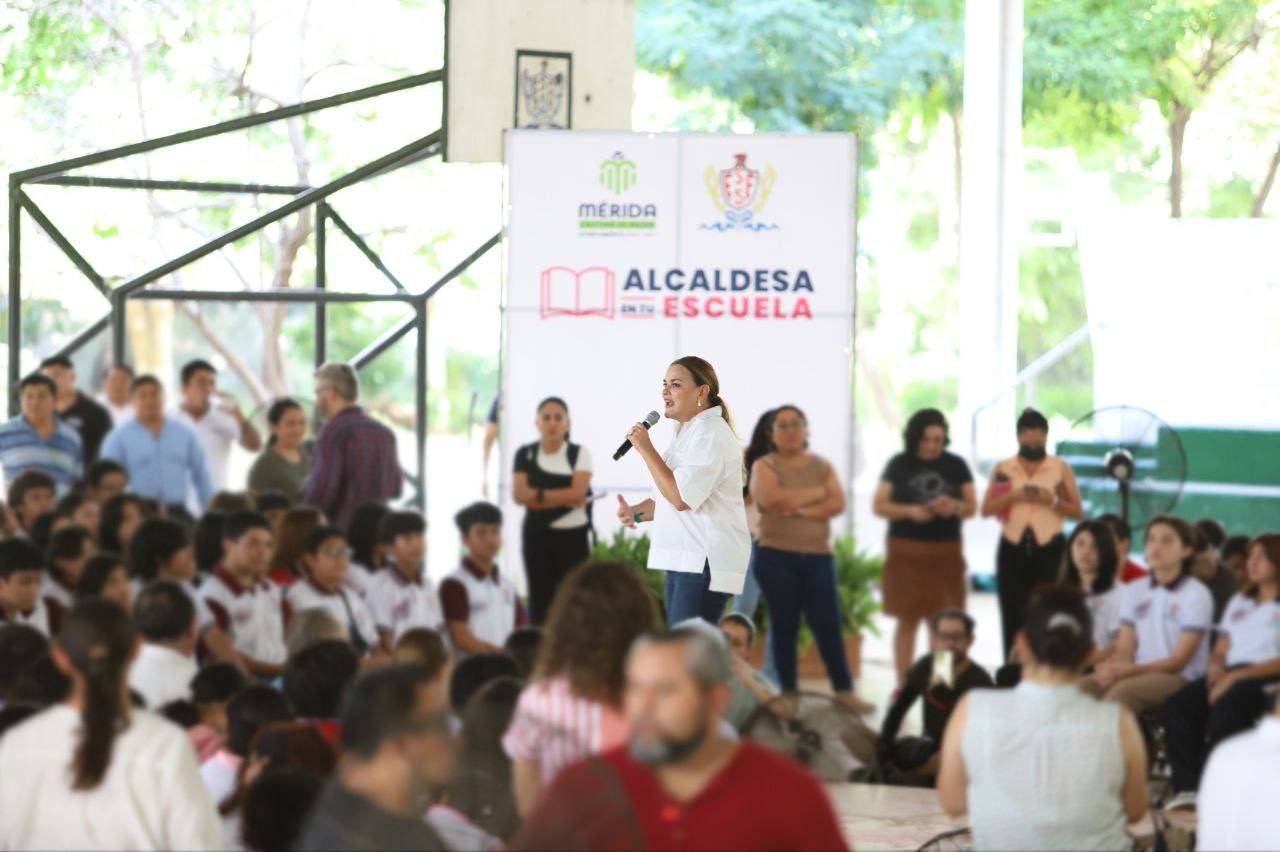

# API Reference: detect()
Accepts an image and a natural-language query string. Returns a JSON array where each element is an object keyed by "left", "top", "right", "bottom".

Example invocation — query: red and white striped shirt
[{"left": 501, "top": 675, "right": 628, "bottom": 785}]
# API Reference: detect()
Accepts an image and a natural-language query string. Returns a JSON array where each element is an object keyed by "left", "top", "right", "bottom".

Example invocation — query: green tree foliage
[{"left": 637, "top": 0, "right": 942, "bottom": 138}]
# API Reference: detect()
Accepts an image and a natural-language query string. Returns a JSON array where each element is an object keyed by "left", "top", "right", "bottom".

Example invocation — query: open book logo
[{"left": 540, "top": 266, "right": 616, "bottom": 319}]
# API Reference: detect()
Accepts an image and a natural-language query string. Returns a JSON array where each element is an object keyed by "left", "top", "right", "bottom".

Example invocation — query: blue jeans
[
  {"left": 753, "top": 546, "right": 852, "bottom": 692},
  {"left": 665, "top": 561, "right": 730, "bottom": 626},
  {"left": 733, "top": 544, "right": 778, "bottom": 683},
  {"left": 732, "top": 543, "right": 763, "bottom": 616}
]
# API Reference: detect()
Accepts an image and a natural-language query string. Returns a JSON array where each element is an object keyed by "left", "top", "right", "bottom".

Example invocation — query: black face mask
[{"left": 1018, "top": 444, "right": 1047, "bottom": 462}]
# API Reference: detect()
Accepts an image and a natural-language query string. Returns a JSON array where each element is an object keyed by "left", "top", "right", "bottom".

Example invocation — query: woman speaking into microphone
[{"left": 616, "top": 356, "right": 751, "bottom": 625}]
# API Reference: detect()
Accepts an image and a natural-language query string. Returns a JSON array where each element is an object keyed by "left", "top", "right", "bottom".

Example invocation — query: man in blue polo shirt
[
  {"left": 0, "top": 373, "right": 83, "bottom": 493},
  {"left": 100, "top": 374, "right": 214, "bottom": 513}
]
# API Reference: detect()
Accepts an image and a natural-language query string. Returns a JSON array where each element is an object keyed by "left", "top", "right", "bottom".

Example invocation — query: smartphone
[{"left": 932, "top": 650, "right": 954, "bottom": 688}]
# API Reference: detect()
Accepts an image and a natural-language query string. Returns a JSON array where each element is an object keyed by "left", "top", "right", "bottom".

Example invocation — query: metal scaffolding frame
[{"left": 6, "top": 70, "right": 501, "bottom": 511}]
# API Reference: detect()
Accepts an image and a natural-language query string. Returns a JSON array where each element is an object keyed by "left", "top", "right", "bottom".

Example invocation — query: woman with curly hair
[{"left": 502, "top": 559, "right": 659, "bottom": 817}]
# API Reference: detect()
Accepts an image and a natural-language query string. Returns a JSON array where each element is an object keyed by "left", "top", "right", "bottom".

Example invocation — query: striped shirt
[
  {"left": 0, "top": 415, "right": 83, "bottom": 491},
  {"left": 502, "top": 675, "right": 628, "bottom": 784},
  {"left": 302, "top": 406, "right": 402, "bottom": 528}
]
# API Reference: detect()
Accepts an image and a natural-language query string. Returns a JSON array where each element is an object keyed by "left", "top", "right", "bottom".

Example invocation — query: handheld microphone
[{"left": 613, "top": 411, "right": 661, "bottom": 461}]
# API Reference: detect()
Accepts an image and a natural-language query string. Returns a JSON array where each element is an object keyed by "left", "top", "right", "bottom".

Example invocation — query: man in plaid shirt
[{"left": 303, "top": 363, "right": 402, "bottom": 528}]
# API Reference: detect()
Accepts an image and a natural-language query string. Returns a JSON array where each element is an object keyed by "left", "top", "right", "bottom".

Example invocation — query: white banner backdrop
[
  {"left": 1079, "top": 218, "right": 1280, "bottom": 429},
  {"left": 500, "top": 130, "right": 857, "bottom": 592}
]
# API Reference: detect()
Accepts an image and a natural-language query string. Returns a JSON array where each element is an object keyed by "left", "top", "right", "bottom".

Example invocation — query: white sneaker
[{"left": 1164, "top": 791, "right": 1197, "bottom": 812}]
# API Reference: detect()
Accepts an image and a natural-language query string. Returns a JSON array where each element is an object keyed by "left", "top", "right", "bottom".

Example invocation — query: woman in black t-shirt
[
  {"left": 873, "top": 409, "right": 976, "bottom": 686},
  {"left": 511, "top": 397, "right": 593, "bottom": 624}
]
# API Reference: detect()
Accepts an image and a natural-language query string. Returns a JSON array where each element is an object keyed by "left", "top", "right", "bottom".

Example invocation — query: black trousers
[
  {"left": 1161, "top": 673, "right": 1279, "bottom": 793},
  {"left": 995, "top": 532, "right": 1065, "bottom": 660},
  {"left": 522, "top": 524, "right": 591, "bottom": 625}
]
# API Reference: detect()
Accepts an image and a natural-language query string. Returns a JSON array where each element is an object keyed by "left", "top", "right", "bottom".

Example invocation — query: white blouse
[
  {"left": 1086, "top": 585, "right": 1124, "bottom": 652},
  {"left": 1218, "top": 593, "right": 1280, "bottom": 667},
  {"left": 1119, "top": 576, "right": 1213, "bottom": 679},
  {"left": 0, "top": 705, "right": 221, "bottom": 850},
  {"left": 646, "top": 406, "right": 751, "bottom": 595}
]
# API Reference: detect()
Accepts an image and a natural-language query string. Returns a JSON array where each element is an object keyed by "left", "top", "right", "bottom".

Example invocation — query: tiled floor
[
  {"left": 812, "top": 595, "right": 1198, "bottom": 851},
  {"left": 826, "top": 784, "right": 966, "bottom": 851},
  {"left": 826, "top": 783, "right": 1197, "bottom": 851}
]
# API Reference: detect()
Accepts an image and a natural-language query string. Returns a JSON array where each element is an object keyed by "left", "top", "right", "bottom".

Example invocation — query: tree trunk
[
  {"left": 1168, "top": 105, "right": 1191, "bottom": 218},
  {"left": 1251, "top": 142, "right": 1280, "bottom": 218}
]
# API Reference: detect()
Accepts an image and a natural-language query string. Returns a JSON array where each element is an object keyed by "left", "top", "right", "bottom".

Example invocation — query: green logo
[{"left": 599, "top": 152, "right": 637, "bottom": 195}]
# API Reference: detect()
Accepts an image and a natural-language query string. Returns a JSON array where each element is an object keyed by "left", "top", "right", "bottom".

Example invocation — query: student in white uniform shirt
[
  {"left": 128, "top": 580, "right": 199, "bottom": 710},
  {"left": 0, "top": 599, "right": 222, "bottom": 851},
  {"left": 43, "top": 524, "right": 95, "bottom": 630},
  {"left": 440, "top": 502, "right": 527, "bottom": 656},
  {"left": 170, "top": 359, "right": 261, "bottom": 498},
  {"left": 200, "top": 510, "right": 287, "bottom": 677},
  {"left": 343, "top": 502, "right": 390, "bottom": 600},
  {"left": 0, "top": 538, "right": 52, "bottom": 636},
  {"left": 1197, "top": 693, "right": 1280, "bottom": 851},
  {"left": 1161, "top": 533, "right": 1280, "bottom": 812},
  {"left": 286, "top": 525, "right": 380, "bottom": 658},
  {"left": 367, "top": 510, "right": 443, "bottom": 648},
  {"left": 1059, "top": 519, "right": 1125, "bottom": 664},
  {"left": 1081, "top": 515, "right": 1213, "bottom": 715},
  {"left": 130, "top": 518, "right": 241, "bottom": 667}
]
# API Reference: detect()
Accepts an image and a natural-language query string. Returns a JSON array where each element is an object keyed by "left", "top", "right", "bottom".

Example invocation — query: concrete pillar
[{"left": 957, "top": 0, "right": 1023, "bottom": 463}]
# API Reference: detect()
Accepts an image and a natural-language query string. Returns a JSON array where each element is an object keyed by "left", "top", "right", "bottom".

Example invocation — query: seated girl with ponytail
[
  {"left": 937, "top": 588, "right": 1149, "bottom": 850},
  {"left": 0, "top": 599, "right": 221, "bottom": 850}
]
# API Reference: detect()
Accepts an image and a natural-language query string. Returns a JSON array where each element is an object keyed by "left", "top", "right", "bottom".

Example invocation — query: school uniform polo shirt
[
  {"left": 199, "top": 568, "right": 286, "bottom": 665},
  {"left": 366, "top": 565, "right": 443, "bottom": 643},
  {"left": 285, "top": 578, "right": 379, "bottom": 651},
  {"left": 1219, "top": 592, "right": 1280, "bottom": 667},
  {"left": 438, "top": 559, "right": 526, "bottom": 649},
  {"left": 1119, "top": 576, "right": 1213, "bottom": 679},
  {"left": 41, "top": 575, "right": 74, "bottom": 634},
  {"left": 180, "top": 579, "right": 215, "bottom": 636},
  {"left": 3, "top": 598, "right": 51, "bottom": 637}
]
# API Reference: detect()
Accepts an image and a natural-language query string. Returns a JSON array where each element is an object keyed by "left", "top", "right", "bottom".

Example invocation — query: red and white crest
[{"left": 718, "top": 153, "right": 760, "bottom": 211}]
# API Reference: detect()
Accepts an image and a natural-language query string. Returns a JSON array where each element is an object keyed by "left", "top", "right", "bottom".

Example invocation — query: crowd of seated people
[
  {"left": 1, "top": 366, "right": 1278, "bottom": 852},
  {"left": 0, "top": 356, "right": 849, "bottom": 849}
]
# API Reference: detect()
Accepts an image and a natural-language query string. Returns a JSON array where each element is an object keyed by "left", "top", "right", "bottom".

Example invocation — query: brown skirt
[{"left": 881, "top": 537, "right": 967, "bottom": 620}]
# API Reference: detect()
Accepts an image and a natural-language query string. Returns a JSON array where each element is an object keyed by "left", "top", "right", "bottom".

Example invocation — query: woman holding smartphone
[{"left": 981, "top": 408, "right": 1083, "bottom": 659}]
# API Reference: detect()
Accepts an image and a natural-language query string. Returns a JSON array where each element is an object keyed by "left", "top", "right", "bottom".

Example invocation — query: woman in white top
[
  {"left": 981, "top": 407, "right": 1084, "bottom": 659},
  {"left": 617, "top": 356, "right": 751, "bottom": 625},
  {"left": 1081, "top": 515, "right": 1214, "bottom": 715},
  {"left": 1160, "top": 532, "right": 1280, "bottom": 811},
  {"left": 0, "top": 599, "right": 221, "bottom": 850},
  {"left": 512, "top": 397, "right": 593, "bottom": 625},
  {"left": 1197, "top": 699, "right": 1280, "bottom": 851},
  {"left": 1060, "top": 519, "right": 1125, "bottom": 665},
  {"left": 938, "top": 588, "right": 1149, "bottom": 850}
]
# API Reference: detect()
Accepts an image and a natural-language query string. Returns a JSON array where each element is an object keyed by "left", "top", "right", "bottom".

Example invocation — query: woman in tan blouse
[
  {"left": 980, "top": 407, "right": 1083, "bottom": 658},
  {"left": 750, "top": 405, "right": 874, "bottom": 714}
]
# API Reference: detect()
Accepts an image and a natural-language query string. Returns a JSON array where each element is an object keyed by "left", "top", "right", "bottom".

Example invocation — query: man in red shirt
[{"left": 513, "top": 626, "right": 849, "bottom": 851}]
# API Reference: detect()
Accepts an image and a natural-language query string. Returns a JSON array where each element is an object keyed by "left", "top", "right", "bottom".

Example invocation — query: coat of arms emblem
[
  {"left": 701, "top": 153, "right": 778, "bottom": 231},
  {"left": 515, "top": 51, "right": 572, "bottom": 130}
]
